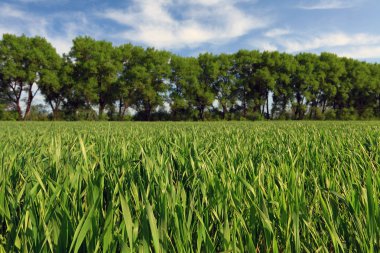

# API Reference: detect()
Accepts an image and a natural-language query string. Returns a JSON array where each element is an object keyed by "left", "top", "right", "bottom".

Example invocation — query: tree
[
  {"left": 292, "top": 53, "right": 319, "bottom": 119},
  {"left": 0, "top": 34, "right": 61, "bottom": 120},
  {"left": 169, "top": 55, "right": 192, "bottom": 120},
  {"left": 254, "top": 51, "right": 277, "bottom": 118},
  {"left": 213, "top": 53, "right": 237, "bottom": 119},
  {"left": 347, "top": 60, "right": 375, "bottom": 118},
  {"left": 196, "top": 53, "right": 218, "bottom": 120},
  {"left": 69, "top": 36, "right": 122, "bottom": 119},
  {"left": 317, "top": 53, "right": 345, "bottom": 116},
  {"left": 370, "top": 64, "right": 380, "bottom": 117},
  {"left": 3, "top": 33, "right": 380, "bottom": 121},
  {"left": 170, "top": 55, "right": 215, "bottom": 120},
  {"left": 328, "top": 57, "right": 354, "bottom": 117},
  {"left": 125, "top": 47, "right": 171, "bottom": 121},
  {"left": 271, "top": 53, "right": 297, "bottom": 118},
  {"left": 115, "top": 43, "right": 136, "bottom": 119},
  {"left": 233, "top": 50, "right": 260, "bottom": 117},
  {"left": 39, "top": 54, "right": 74, "bottom": 120},
  {"left": 0, "top": 72, "right": 7, "bottom": 106}
]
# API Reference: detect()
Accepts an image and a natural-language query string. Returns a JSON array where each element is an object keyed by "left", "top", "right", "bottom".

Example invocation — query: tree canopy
[
  {"left": 0, "top": 34, "right": 61, "bottom": 120},
  {"left": 0, "top": 34, "right": 380, "bottom": 121}
]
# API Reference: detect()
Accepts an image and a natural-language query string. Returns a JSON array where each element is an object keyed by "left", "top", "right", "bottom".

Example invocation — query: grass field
[{"left": 0, "top": 121, "right": 379, "bottom": 252}]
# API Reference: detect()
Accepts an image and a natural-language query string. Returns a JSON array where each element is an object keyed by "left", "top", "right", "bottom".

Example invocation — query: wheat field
[{"left": 0, "top": 122, "right": 379, "bottom": 252}]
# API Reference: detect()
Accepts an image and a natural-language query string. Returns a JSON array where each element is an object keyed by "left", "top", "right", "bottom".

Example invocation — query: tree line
[{"left": 1, "top": 34, "right": 380, "bottom": 121}]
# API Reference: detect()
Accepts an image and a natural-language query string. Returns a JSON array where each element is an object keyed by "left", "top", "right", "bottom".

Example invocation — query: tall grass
[{"left": 0, "top": 121, "right": 379, "bottom": 252}]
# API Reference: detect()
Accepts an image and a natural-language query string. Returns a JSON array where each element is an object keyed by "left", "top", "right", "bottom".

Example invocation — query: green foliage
[
  {"left": 0, "top": 34, "right": 61, "bottom": 120},
  {"left": 0, "top": 121, "right": 379, "bottom": 252},
  {"left": 39, "top": 54, "right": 73, "bottom": 120},
  {"left": 213, "top": 53, "right": 237, "bottom": 119},
  {"left": 75, "top": 108, "right": 98, "bottom": 121},
  {"left": 1, "top": 34, "right": 380, "bottom": 121},
  {"left": 170, "top": 55, "right": 215, "bottom": 121},
  {"left": 69, "top": 36, "right": 122, "bottom": 118},
  {"left": 336, "top": 107, "right": 358, "bottom": 120},
  {"left": 310, "top": 107, "right": 325, "bottom": 120},
  {"left": 0, "top": 104, "right": 18, "bottom": 120},
  {"left": 324, "top": 109, "right": 337, "bottom": 120},
  {"left": 27, "top": 104, "right": 49, "bottom": 121},
  {"left": 117, "top": 46, "right": 171, "bottom": 121}
]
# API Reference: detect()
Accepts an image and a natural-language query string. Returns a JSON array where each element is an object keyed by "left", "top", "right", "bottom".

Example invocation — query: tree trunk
[
  {"left": 243, "top": 88, "right": 247, "bottom": 117},
  {"left": 98, "top": 91, "right": 105, "bottom": 119},
  {"left": 53, "top": 109, "right": 58, "bottom": 120},
  {"left": 16, "top": 101, "right": 22, "bottom": 120},
  {"left": 281, "top": 99, "right": 287, "bottom": 116},
  {"left": 266, "top": 93, "right": 270, "bottom": 119},
  {"left": 118, "top": 99, "right": 128, "bottom": 120},
  {"left": 309, "top": 106, "right": 313, "bottom": 120},
  {"left": 24, "top": 104, "right": 32, "bottom": 120},
  {"left": 52, "top": 101, "right": 60, "bottom": 120},
  {"left": 198, "top": 106, "right": 205, "bottom": 121},
  {"left": 295, "top": 93, "right": 303, "bottom": 120},
  {"left": 145, "top": 103, "right": 151, "bottom": 121},
  {"left": 49, "top": 99, "right": 61, "bottom": 120},
  {"left": 8, "top": 81, "right": 24, "bottom": 120},
  {"left": 122, "top": 106, "right": 127, "bottom": 119},
  {"left": 99, "top": 102, "right": 105, "bottom": 119},
  {"left": 118, "top": 99, "right": 123, "bottom": 119},
  {"left": 23, "top": 84, "right": 34, "bottom": 120},
  {"left": 98, "top": 77, "right": 104, "bottom": 119},
  {"left": 322, "top": 100, "right": 327, "bottom": 114},
  {"left": 221, "top": 103, "right": 227, "bottom": 120}
]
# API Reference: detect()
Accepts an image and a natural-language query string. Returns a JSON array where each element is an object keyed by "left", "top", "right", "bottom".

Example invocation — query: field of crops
[{"left": 0, "top": 121, "right": 379, "bottom": 252}]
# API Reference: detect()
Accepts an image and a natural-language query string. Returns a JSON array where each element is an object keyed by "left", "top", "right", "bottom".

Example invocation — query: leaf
[
  {"left": 69, "top": 197, "right": 99, "bottom": 253},
  {"left": 120, "top": 193, "right": 133, "bottom": 250},
  {"left": 146, "top": 202, "right": 160, "bottom": 253}
]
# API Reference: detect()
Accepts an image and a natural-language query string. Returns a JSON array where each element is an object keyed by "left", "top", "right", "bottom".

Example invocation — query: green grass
[{"left": 0, "top": 121, "right": 379, "bottom": 252}]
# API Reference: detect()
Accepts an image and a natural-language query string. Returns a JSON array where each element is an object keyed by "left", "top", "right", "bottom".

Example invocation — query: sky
[{"left": 0, "top": 0, "right": 380, "bottom": 62}]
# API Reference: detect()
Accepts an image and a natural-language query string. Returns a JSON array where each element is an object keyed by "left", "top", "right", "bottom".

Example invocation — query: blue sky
[{"left": 0, "top": 0, "right": 380, "bottom": 61}]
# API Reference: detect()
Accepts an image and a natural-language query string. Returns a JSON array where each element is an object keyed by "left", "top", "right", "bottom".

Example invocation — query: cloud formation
[
  {"left": 0, "top": 3, "right": 97, "bottom": 55},
  {"left": 260, "top": 32, "right": 380, "bottom": 59},
  {"left": 298, "top": 0, "right": 360, "bottom": 9},
  {"left": 264, "top": 28, "right": 291, "bottom": 38},
  {"left": 338, "top": 46, "right": 380, "bottom": 59},
  {"left": 0, "top": 0, "right": 379, "bottom": 61},
  {"left": 282, "top": 33, "right": 380, "bottom": 52},
  {"left": 100, "top": 0, "right": 268, "bottom": 49}
]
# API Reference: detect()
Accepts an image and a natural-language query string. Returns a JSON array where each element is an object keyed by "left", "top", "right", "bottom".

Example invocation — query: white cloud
[
  {"left": 15, "top": 0, "right": 69, "bottom": 3},
  {"left": 255, "top": 41, "right": 278, "bottom": 51},
  {"left": 257, "top": 31, "right": 380, "bottom": 59},
  {"left": 298, "top": 0, "right": 360, "bottom": 9},
  {"left": 0, "top": 3, "right": 98, "bottom": 55},
  {"left": 187, "top": 0, "right": 234, "bottom": 6},
  {"left": 264, "top": 28, "right": 291, "bottom": 37},
  {"left": 17, "top": 0, "right": 50, "bottom": 2},
  {"left": 337, "top": 46, "right": 380, "bottom": 59},
  {"left": 0, "top": 3, "right": 48, "bottom": 35},
  {"left": 100, "top": 0, "right": 268, "bottom": 49},
  {"left": 45, "top": 36, "right": 72, "bottom": 55},
  {"left": 0, "top": 3, "right": 29, "bottom": 19},
  {"left": 282, "top": 33, "right": 380, "bottom": 53}
]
